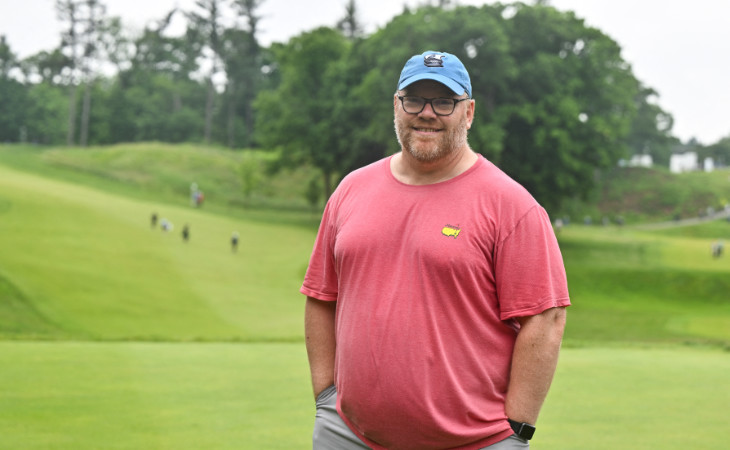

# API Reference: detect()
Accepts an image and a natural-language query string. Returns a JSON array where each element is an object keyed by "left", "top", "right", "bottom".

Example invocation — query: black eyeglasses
[{"left": 397, "top": 96, "right": 470, "bottom": 116}]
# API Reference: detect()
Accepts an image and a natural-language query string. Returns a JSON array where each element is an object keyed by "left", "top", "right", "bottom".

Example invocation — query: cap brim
[{"left": 398, "top": 73, "right": 467, "bottom": 97}]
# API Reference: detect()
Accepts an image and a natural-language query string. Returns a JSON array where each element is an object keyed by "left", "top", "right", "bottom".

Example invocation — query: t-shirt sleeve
[
  {"left": 495, "top": 205, "right": 570, "bottom": 320},
  {"left": 300, "top": 199, "right": 339, "bottom": 302}
]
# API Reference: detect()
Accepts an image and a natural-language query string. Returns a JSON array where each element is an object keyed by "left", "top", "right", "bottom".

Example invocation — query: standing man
[{"left": 301, "top": 51, "right": 570, "bottom": 449}]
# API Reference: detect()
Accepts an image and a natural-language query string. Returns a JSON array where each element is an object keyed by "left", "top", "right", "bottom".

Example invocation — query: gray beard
[{"left": 394, "top": 115, "right": 469, "bottom": 163}]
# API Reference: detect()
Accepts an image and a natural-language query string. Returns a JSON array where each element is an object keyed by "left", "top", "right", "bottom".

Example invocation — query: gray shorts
[{"left": 312, "top": 385, "right": 529, "bottom": 449}]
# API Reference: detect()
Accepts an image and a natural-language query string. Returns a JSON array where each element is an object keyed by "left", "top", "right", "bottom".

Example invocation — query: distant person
[
  {"left": 190, "top": 182, "right": 199, "bottom": 206},
  {"left": 554, "top": 218, "right": 563, "bottom": 233},
  {"left": 182, "top": 224, "right": 190, "bottom": 242},
  {"left": 302, "top": 51, "right": 569, "bottom": 449},
  {"left": 160, "top": 218, "right": 172, "bottom": 232},
  {"left": 150, "top": 212, "right": 158, "bottom": 228},
  {"left": 231, "top": 231, "right": 239, "bottom": 252},
  {"left": 712, "top": 240, "right": 724, "bottom": 258}
]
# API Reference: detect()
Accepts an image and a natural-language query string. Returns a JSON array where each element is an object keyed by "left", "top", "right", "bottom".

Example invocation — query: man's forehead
[{"left": 402, "top": 80, "right": 457, "bottom": 96}]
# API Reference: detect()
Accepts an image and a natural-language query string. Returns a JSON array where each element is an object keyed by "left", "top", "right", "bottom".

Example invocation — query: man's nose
[{"left": 418, "top": 101, "right": 438, "bottom": 118}]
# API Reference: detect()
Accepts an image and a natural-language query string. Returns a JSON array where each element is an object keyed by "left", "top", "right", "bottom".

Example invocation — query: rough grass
[{"left": 568, "top": 165, "right": 730, "bottom": 224}]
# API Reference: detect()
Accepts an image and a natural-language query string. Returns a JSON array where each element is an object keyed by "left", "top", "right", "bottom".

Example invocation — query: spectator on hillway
[
  {"left": 190, "top": 182, "right": 199, "bottom": 206},
  {"left": 231, "top": 231, "right": 239, "bottom": 252},
  {"left": 712, "top": 240, "right": 724, "bottom": 258}
]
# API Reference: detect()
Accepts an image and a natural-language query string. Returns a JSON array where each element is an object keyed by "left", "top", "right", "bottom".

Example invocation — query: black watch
[{"left": 508, "top": 419, "right": 536, "bottom": 440}]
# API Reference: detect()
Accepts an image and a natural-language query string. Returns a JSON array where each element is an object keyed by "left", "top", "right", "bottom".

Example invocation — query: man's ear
[{"left": 465, "top": 99, "right": 475, "bottom": 130}]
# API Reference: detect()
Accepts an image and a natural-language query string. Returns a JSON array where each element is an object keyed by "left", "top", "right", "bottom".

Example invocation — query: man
[{"left": 301, "top": 50, "right": 570, "bottom": 449}]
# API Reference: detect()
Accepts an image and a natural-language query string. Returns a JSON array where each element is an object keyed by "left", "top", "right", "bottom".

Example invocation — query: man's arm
[
  {"left": 305, "top": 296, "right": 337, "bottom": 400},
  {"left": 504, "top": 306, "right": 567, "bottom": 425}
]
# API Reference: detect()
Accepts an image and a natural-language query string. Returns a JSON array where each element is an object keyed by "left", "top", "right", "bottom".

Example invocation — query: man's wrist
[{"left": 508, "top": 419, "right": 536, "bottom": 440}]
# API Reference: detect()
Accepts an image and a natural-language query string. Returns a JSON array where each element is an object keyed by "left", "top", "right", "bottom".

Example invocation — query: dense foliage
[{"left": 0, "top": 1, "right": 704, "bottom": 211}]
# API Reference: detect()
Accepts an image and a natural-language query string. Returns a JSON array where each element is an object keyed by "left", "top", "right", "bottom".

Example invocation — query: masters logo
[{"left": 441, "top": 224, "right": 461, "bottom": 239}]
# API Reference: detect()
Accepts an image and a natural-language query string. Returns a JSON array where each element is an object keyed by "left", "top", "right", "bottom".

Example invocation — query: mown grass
[
  {"left": 0, "top": 343, "right": 727, "bottom": 449},
  {"left": 540, "top": 346, "right": 730, "bottom": 449},
  {"left": 0, "top": 162, "right": 314, "bottom": 341},
  {"left": 1, "top": 143, "right": 730, "bottom": 449},
  {"left": 559, "top": 225, "right": 730, "bottom": 346},
  {"left": 0, "top": 342, "right": 313, "bottom": 449}
]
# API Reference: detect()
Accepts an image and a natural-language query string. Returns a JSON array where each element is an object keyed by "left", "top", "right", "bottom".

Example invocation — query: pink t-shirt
[{"left": 301, "top": 155, "right": 570, "bottom": 449}]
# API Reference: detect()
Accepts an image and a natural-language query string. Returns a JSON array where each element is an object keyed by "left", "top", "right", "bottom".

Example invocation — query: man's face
[{"left": 394, "top": 80, "right": 474, "bottom": 163}]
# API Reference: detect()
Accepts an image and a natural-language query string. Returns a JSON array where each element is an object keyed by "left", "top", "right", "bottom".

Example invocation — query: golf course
[{"left": 1, "top": 143, "right": 729, "bottom": 449}]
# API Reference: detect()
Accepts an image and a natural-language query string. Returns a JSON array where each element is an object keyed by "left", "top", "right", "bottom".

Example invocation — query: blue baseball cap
[{"left": 397, "top": 51, "right": 472, "bottom": 98}]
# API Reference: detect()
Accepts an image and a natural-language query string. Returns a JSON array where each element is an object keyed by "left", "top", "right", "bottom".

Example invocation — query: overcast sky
[{"left": 2, "top": 0, "right": 729, "bottom": 144}]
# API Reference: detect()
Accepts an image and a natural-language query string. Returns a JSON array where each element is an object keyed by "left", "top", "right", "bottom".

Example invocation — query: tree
[
  {"left": 78, "top": 0, "right": 107, "bottom": 147},
  {"left": 223, "top": 0, "right": 264, "bottom": 148},
  {"left": 701, "top": 135, "right": 730, "bottom": 167},
  {"left": 110, "top": 9, "right": 206, "bottom": 143},
  {"left": 0, "top": 36, "right": 30, "bottom": 142},
  {"left": 497, "top": 4, "right": 641, "bottom": 212},
  {"left": 24, "top": 82, "right": 68, "bottom": 144},
  {"left": 624, "top": 85, "right": 676, "bottom": 167},
  {"left": 337, "top": 0, "right": 364, "bottom": 40},
  {"left": 55, "top": 0, "right": 108, "bottom": 147},
  {"left": 56, "top": 0, "right": 82, "bottom": 145},
  {"left": 186, "top": 0, "right": 227, "bottom": 144},
  {"left": 0, "top": 35, "right": 17, "bottom": 78},
  {"left": 254, "top": 27, "right": 350, "bottom": 199},
  {"left": 20, "top": 49, "right": 72, "bottom": 85}
]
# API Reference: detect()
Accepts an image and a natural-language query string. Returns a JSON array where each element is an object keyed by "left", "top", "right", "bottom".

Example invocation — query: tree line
[{"left": 2, "top": 0, "right": 727, "bottom": 211}]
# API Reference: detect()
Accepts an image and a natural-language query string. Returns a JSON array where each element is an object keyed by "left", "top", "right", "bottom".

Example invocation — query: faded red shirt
[{"left": 301, "top": 155, "right": 570, "bottom": 449}]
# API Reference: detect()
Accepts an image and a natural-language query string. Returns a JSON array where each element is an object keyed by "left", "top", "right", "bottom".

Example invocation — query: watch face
[
  {"left": 509, "top": 419, "right": 536, "bottom": 440},
  {"left": 520, "top": 423, "right": 536, "bottom": 440}
]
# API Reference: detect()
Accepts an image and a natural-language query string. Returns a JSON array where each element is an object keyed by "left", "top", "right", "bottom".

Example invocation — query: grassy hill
[
  {"left": 1, "top": 143, "right": 730, "bottom": 346},
  {"left": 0, "top": 146, "right": 317, "bottom": 341},
  {"left": 568, "top": 165, "right": 730, "bottom": 224}
]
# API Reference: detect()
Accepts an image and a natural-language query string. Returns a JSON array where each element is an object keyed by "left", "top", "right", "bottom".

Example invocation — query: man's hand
[{"left": 305, "top": 296, "right": 337, "bottom": 399}]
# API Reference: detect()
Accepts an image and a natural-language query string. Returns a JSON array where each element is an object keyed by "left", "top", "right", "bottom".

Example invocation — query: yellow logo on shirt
[{"left": 441, "top": 224, "right": 461, "bottom": 239}]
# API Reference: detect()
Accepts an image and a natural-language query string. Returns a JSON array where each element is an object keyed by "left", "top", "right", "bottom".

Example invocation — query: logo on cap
[{"left": 424, "top": 54, "right": 445, "bottom": 67}]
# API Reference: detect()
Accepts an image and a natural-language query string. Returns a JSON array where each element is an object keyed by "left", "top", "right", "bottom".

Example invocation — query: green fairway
[
  {"left": 1, "top": 144, "right": 730, "bottom": 449},
  {"left": 540, "top": 346, "right": 730, "bottom": 449},
  {"left": 0, "top": 342, "right": 727, "bottom": 449},
  {"left": 0, "top": 341, "right": 313, "bottom": 449}
]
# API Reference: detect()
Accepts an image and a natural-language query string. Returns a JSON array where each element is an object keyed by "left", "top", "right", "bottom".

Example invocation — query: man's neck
[{"left": 391, "top": 146, "right": 478, "bottom": 185}]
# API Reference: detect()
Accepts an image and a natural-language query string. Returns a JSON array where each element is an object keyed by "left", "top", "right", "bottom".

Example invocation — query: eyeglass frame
[{"left": 396, "top": 95, "right": 471, "bottom": 116}]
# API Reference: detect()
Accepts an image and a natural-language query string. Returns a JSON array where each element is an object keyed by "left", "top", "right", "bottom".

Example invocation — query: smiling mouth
[{"left": 414, "top": 127, "right": 441, "bottom": 133}]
